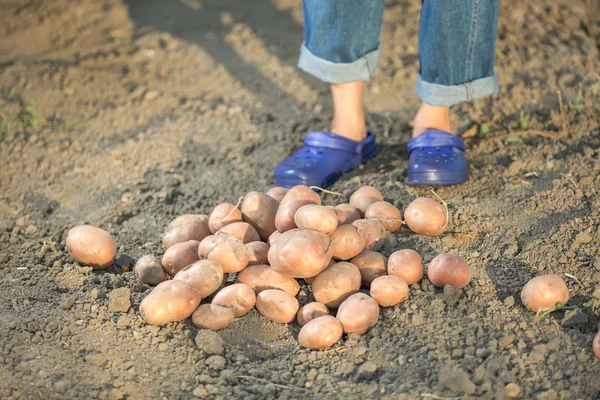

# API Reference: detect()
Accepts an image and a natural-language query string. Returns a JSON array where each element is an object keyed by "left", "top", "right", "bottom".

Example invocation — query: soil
[{"left": 1, "top": 0, "right": 599, "bottom": 399}]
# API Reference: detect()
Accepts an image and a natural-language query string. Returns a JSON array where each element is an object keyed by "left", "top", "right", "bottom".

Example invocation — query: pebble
[
  {"left": 357, "top": 361, "right": 378, "bottom": 379},
  {"left": 193, "top": 386, "right": 209, "bottom": 397},
  {"left": 437, "top": 366, "right": 476, "bottom": 395},
  {"left": 85, "top": 353, "right": 108, "bottom": 367},
  {"left": 108, "top": 288, "right": 131, "bottom": 313},
  {"left": 443, "top": 285, "right": 462, "bottom": 306},
  {"left": 206, "top": 355, "right": 227, "bottom": 370},
  {"left": 61, "top": 295, "right": 76, "bottom": 310},
  {"left": 195, "top": 330, "right": 225, "bottom": 355},
  {"left": 505, "top": 383, "right": 521, "bottom": 398},
  {"left": 475, "top": 347, "right": 492, "bottom": 359},
  {"left": 536, "top": 389, "right": 557, "bottom": 400},
  {"left": 158, "top": 343, "right": 169, "bottom": 351},
  {"left": 116, "top": 316, "right": 131, "bottom": 328},
  {"left": 503, "top": 296, "right": 515, "bottom": 307}
]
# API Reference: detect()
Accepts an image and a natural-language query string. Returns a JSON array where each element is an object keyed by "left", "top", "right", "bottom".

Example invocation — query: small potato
[
  {"left": 275, "top": 185, "right": 321, "bottom": 232},
  {"left": 365, "top": 201, "right": 403, "bottom": 232},
  {"left": 370, "top": 276, "right": 409, "bottom": 307},
  {"left": 140, "top": 280, "right": 202, "bottom": 325},
  {"left": 66, "top": 225, "right": 116, "bottom": 269},
  {"left": 404, "top": 197, "right": 447, "bottom": 236},
  {"left": 297, "top": 302, "right": 330, "bottom": 326},
  {"left": 387, "top": 249, "right": 423, "bottom": 285},
  {"left": 191, "top": 304, "right": 234, "bottom": 331},
  {"left": 294, "top": 204, "right": 338, "bottom": 234},
  {"left": 311, "top": 262, "right": 361, "bottom": 308},
  {"left": 208, "top": 203, "right": 243, "bottom": 234},
  {"left": 298, "top": 315, "right": 343, "bottom": 349},
  {"left": 246, "top": 241, "right": 270, "bottom": 266},
  {"left": 134, "top": 255, "right": 167, "bottom": 285},
  {"left": 350, "top": 250, "right": 387, "bottom": 287},
  {"left": 266, "top": 187, "right": 289, "bottom": 203},
  {"left": 256, "top": 289, "right": 299, "bottom": 323},
  {"left": 241, "top": 191, "right": 279, "bottom": 240},
  {"left": 336, "top": 293, "right": 380, "bottom": 334},
  {"left": 427, "top": 253, "right": 471, "bottom": 288},
  {"left": 352, "top": 219, "right": 387, "bottom": 251},
  {"left": 237, "top": 264, "right": 300, "bottom": 296},
  {"left": 329, "top": 224, "right": 365, "bottom": 260},
  {"left": 161, "top": 214, "right": 210, "bottom": 250},
  {"left": 333, "top": 203, "right": 362, "bottom": 225},
  {"left": 216, "top": 222, "right": 261, "bottom": 243},
  {"left": 161, "top": 240, "right": 200, "bottom": 276},
  {"left": 594, "top": 331, "right": 600, "bottom": 359},
  {"left": 520, "top": 275, "right": 569, "bottom": 312},
  {"left": 267, "top": 230, "right": 282, "bottom": 246},
  {"left": 268, "top": 229, "right": 332, "bottom": 278},
  {"left": 349, "top": 186, "right": 384, "bottom": 216},
  {"left": 173, "top": 259, "right": 224, "bottom": 298},
  {"left": 212, "top": 283, "right": 256, "bottom": 317}
]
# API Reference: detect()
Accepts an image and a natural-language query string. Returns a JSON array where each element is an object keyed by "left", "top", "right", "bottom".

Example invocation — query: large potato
[
  {"left": 352, "top": 218, "right": 387, "bottom": 251},
  {"left": 332, "top": 203, "right": 362, "bottom": 225},
  {"left": 208, "top": 202, "right": 243, "bottom": 233},
  {"left": 387, "top": 249, "right": 423, "bottom": 285},
  {"left": 267, "top": 229, "right": 332, "bottom": 278},
  {"left": 236, "top": 264, "right": 300, "bottom": 296},
  {"left": 256, "top": 289, "right": 299, "bottom": 323},
  {"left": 329, "top": 224, "right": 365, "bottom": 261},
  {"left": 296, "top": 302, "right": 330, "bottom": 326},
  {"left": 140, "top": 280, "right": 202, "bottom": 325},
  {"left": 66, "top": 225, "right": 116, "bottom": 269},
  {"left": 298, "top": 315, "right": 343, "bottom": 349},
  {"left": 370, "top": 276, "right": 409, "bottom": 307},
  {"left": 161, "top": 240, "right": 200, "bottom": 276},
  {"left": 365, "top": 201, "right": 403, "bottom": 232},
  {"left": 246, "top": 241, "right": 269, "bottom": 266},
  {"left": 350, "top": 250, "right": 387, "bottom": 287},
  {"left": 161, "top": 214, "right": 210, "bottom": 250},
  {"left": 266, "top": 187, "right": 288, "bottom": 203},
  {"left": 404, "top": 198, "right": 447, "bottom": 236},
  {"left": 521, "top": 275, "right": 569, "bottom": 312},
  {"left": 241, "top": 191, "right": 279, "bottom": 240},
  {"left": 294, "top": 204, "right": 338, "bottom": 235},
  {"left": 216, "top": 222, "right": 261, "bottom": 243},
  {"left": 427, "top": 253, "right": 471, "bottom": 288},
  {"left": 275, "top": 185, "right": 321, "bottom": 232},
  {"left": 336, "top": 293, "right": 379, "bottom": 334},
  {"left": 349, "top": 186, "right": 384, "bottom": 216},
  {"left": 173, "top": 259, "right": 224, "bottom": 298},
  {"left": 311, "top": 262, "right": 361, "bottom": 308},
  {"left": 267, "top": 230, "right": 282, "bottom": 246},
  {"left": 191, "top": 304, "right": 234, "bottom": 331},
  {"left": 134, "top": 255, "right": 167, "bottom": 285},
  {"left": 199, "top": 235, "right": 249, "bottom": 273},
  {"left": 211, "top": 283, "right": 256, "bottom": 317}
]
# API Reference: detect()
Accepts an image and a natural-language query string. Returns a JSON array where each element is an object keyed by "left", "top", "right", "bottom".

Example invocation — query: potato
[
  {"left": 161, "top": 240, "right": 200, "bottom": 276},
  {"left": 191, "top": 304, "right": 234, "bottom": 331},
  {"left": 161, "top": 214, "right": 210, "bottom": 250},
  {"left": 404, "top": 197, "right": 447, "bottom": 236},
  {"left": 294, "top": 204, "right": 338, "bottom": 234},
  {"left": 298, "top": 315, "right": 343, "bottom": 349},
  {"left": 66, "top": 225, "right": 116, "bottom": 269},
  {"left": 241, "top": 191, "right": 279, "bottom": 240},
  {"left": 134, "top": 255, "right": 167, "bottom": 285},
  {"left": 216, "top": 221, "right": 261, "bottom": 243},
  {"left": 350, "top": 250, "right": 387, "bottom": 287},
  {"left": 266, "top": 187, "right": 289, "bottom": 203},
  {"left": 256, "top": 289, "right": 299, "bottom": 323},
  {"left": 370, "top": 276, "right": 409, "bottom": 307},
  {"left": 199, "top": 235, "right": 249, "bottom": 273},
  {"left": 173, "top": 259, "right": 224, "bottom": 298},
  {"left": 211, "top": 283, "right": 256, "bottom": 317},
  {"left": 305, "top": 259, "right": 335, "bottom": 284},
  {"left": 520, "top": 275, "right": 569, "bottom": 312},
  {"left": 246, "top": 241, "right": 269, "bottom": 266},
  {"left": 336, "top": 293, "right": 379, "bottom": 334},
  {"left": 349, "top": 186, "right": 384, "bottom": 216},
  {"left": 352, "top": 218, "right": 387, "bottom": 251},
  {"left": 387, "top": 249, "right": 423, "bottom": 285},
  {"left": 365, "top": 201, "right": 403, "bottom": 232},
  {"left": 237, "top": 264, "right": 300, "bottom": 296},
  {"left": 268, "top": 229, "right": 332, "bottom": 278},
  {"left": 329, "top": 224, "right": 365, "bottom": 260},
  {"left": 139, "top": 280, "right": 202, "bottom": 325},
  {"left": 427, "top": 253, "right": 471, "bottom": 289},
  {"left": 267, "top": 230, "right": 282, "bottom": 246},
  {"left": 332, "top": 203, "right": 362, "bottom": 225},
  {"left": 297, "top": 302, "right": 330, "bottom": 326},
  {"left": 311, "top": 262, "right": 361, "bottom": 308},
  {"left": 594, "top": 331, "right": 600, "bottom": 359},
  {"left": 275, "top": 185, "right": 321, "bottom": 232},
  {"left": 208, "top": 203, "right": 243, "bottom": 233}
]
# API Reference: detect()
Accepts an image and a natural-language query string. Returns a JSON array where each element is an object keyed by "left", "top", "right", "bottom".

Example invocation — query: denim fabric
[{"left": 299, "top": 0, "right": 500, "bottom": 106}]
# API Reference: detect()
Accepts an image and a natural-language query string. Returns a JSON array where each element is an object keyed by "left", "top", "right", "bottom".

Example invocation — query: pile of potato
[{"left": 64, "top": 185, "right": 595, "bottom": 353}]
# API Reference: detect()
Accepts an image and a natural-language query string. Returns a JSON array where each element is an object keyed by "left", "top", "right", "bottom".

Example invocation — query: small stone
[
  {"left": 475, "top": 347, "right": 492, "bottom": 359},
  {"left": 15, "top": 216, "right": 28, "bottom": 227},
  {"left": 54, "top": 380, "right": 72, "bottom": 393},
  {"left": 116, "top": 316, "right": 131, "bottom": 328},
  {"left": 85, "top": 353, "right": 108, "bottom": 367},
  {"left": 499, "top": 335, "right": 514, "bottom": 350},
  {"left": 562, "top": 308, "right": 588, "bottom": 327},
  {"left": 24, "top": 225, "right": 38, "bottom": 234},
  {"left": 193, "top": 386, "right": 208, "bottom": 397},
  {"left": 195, "top": 330, "right": 225, "bottom": 355},
  {"left": 61, "top": 295, "right": 76, "bottom": 310},
  {"left": 536, "top": 389, "right": 557, "bottom": 400},
  {"left": 505, "top": 383, "right": 521, "bottom": 398},
  {"left": 503, "top": 296, "right": 515, "bottom": 307},
  {"left": 158, "top": 343, "right": 169, "bottom": 351},
  {"left": 575, "top": 231, "right": 593, "bottom": 244},
  {"left": 108, "top": 288, "right": 131, "bottom": 313},
  {"left": 438, "top": 367, "right": 476, "bottom": 395},
  {"left": 357, "top": 361, "right": 378, "bottom": 380},
  {"left": 443, "top": 285, "right": 462, "bottom": 306},
  {"left": 206, "top": 355, "right": 226, "bottom": 370}
]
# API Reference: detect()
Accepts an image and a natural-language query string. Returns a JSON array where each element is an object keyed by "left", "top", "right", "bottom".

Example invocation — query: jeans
[{"left": 298, "top": 0, "right": 500, "bottom": 107}]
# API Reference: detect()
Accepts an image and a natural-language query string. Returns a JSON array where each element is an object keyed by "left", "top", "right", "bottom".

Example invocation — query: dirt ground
[{"left": 0, "top": 0, "right": 599, "bottom": 398}]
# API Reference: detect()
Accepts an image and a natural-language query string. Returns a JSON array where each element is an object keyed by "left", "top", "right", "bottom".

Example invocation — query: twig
[
  {"left": 38, "top": 226, "right": 67, "bottom": 257},
  {"left": 309, "top": 186, "right": 341, "bottom": 196},
  {"left": 564, "top": 273, "right": 582, "bottom": 285},
  {"left": 236, "top": 375, "right": 306, "bottom": 391},
  {"left": 420, "top": 394, "right": 461, "bottom": 400},
  {"left": 560, "top": 173, "right": 579, "bottom": 190},
  {"left": 430, "top": 189, "right": 449, "bottom": 231},
  {"left": 219, "top": 197, "right": 243, "bottom": 221},
  {"left": 324, "top": 345, "right": 348, "bottom": 354}
]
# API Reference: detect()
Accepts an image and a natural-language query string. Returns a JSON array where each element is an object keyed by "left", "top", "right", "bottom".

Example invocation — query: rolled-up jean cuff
[
  {"left": 415, "top": 73, "right": 499, "bottom": 107},
  {"left": 297, "top": 43, "right": 380, "bottom": 84}
]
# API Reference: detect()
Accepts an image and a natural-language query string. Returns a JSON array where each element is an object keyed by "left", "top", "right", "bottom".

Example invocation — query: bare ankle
[
  {"left": 412, "top": 102, "right": 451, "bottom": 138},
  {"left": 330, "top": 82, "right": 367, "bottom": 142}
]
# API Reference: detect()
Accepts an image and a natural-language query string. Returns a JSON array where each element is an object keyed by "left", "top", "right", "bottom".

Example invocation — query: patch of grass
[
  {"left": 20, "top": 100, "right": 46, "bottom": 130},
  {"left": 479, "top": 122, "right": 489, "bottom": 137},
  {"left": 0, "top": 113, "right": 8, "bottom": 135},
  {"left": 7, "top": 89, "right": 16, "bottom": 100},
  {"left": 58, "top": 121, "right": 72, "bottom": 132},
  {"left": 518, "top": 110, "right": 529, "bottom": 131}
]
